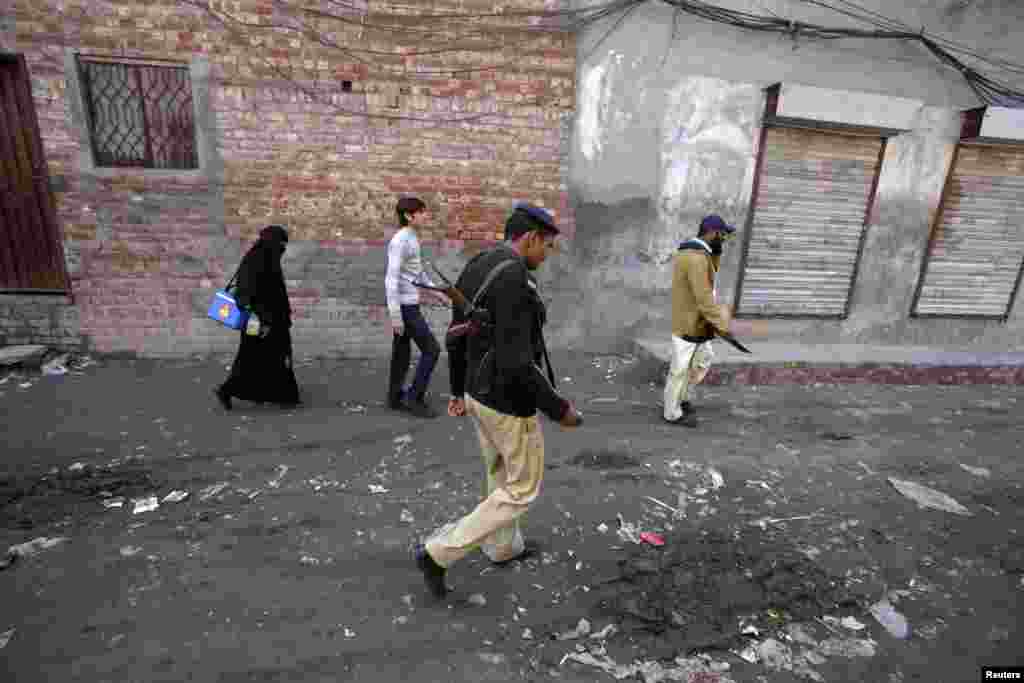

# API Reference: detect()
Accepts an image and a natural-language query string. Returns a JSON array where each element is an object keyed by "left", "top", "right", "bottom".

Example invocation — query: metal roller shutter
[
  {"left": 912, "top": 142, "right": 1024, "bottom": 318},
  {"left": 737, "top": 126, "right": 885, "bottom": 317}
]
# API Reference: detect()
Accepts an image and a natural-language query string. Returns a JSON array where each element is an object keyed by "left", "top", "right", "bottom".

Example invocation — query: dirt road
[{"left": 2, "top": 353, "right": 1021, "bottom": 682}]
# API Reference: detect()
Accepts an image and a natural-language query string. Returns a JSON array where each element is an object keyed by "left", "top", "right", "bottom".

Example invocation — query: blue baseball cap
[
  {"left": 513, "top": 201, "right": 559, "bottom": 234},
  {"left": 700, "top": 214, "right": 736, "bottom": 234}
]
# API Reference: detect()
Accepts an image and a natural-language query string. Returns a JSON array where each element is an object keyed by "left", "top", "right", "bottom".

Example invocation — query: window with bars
[{"left": 76, "top": 56, "right": 198, "bottom": 170}]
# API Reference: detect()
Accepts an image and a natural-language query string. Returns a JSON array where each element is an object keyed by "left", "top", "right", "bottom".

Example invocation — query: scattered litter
[
  {"left": 19, "top": 382, "right": 32, "bottom": 389},
  {"left": 643, "top": 496, "right": 684, "bottom": 518},
  {"left": 0, "top": 628, "right": 13, "bottom": 649},
  {"left": 959, "top": 463, "right": 991, "bottom": 478},
  {"left": 467, "top": 593, "right": 487, "bottom": 607},
  {"left": 69, "top": 462, "right": 87, "bottom": 472},
  {"left": 198, "top": 483, "right": 229, "bottom": 501},
  {"left": 102, "top": 497, "right": 125, "bottom": 509},
  {"left": 839, "top": 616, "right": 867, "bottom": 631},
  {"left": 777, "top": 443, "right": 801, "bottom": 457},
  {"left": 822, "top": 431, "right": 854, "bottom": 441},
  {"left": 857, "top": 461, "right": 877, "bottom": 476},
  {"left": 616, "top": 515, "right": 641, "bottom": 544},
  {"left": 369, "top": 484, "right": 389, "bottom": 494},
  {"left": 888, "top": 478, "right": 972, "bottom": 516},
  {"left": 479, "top": 652, "right": 507, "bottom": 665},
  {"left": 817, "top": 637, "right": 877, "bottom": 658},
  {"left": 591, "top": 623, "right": 618, "bottom": 640},
  {"left": 300, "top": 555, "right": 320, "bottom": 566},
  {"left": 751, "top": 514, "right": 819, "bottom": 530},
  {"left": 132, "top": 496, "right": 159, "bottom": 514},
  {"left": 735, "top": 645, "right": 759, "bottom": 663},
  {"left": 162, "top": 490, "right": 189, "bottom": 503},
  {"left": 6, "top": 537, "right": 67, "bottom": 562},
  {"left": 640, "top": 532, "right": 665, "bottom": 547},
  {"left": 561, "top": 652, "right": 736, "bottom": 682},
  {"left": 870, "top": 599, "right": 910, "bottom": 639},
  {"left": 394, "top": 434, "right": 413, "bottom": 446},
  {"left": 393, "top": 615, "right": 409, "bottom": 625},
  {"left": 746, "top": 480, "right": 771, "bottom": 490},
  {"left": 707, "top": 467, "right": 725, "bottom": 490},
  {"left": 521, "top": 628, "right": 534, "bottom": 640},
  {"left": 589, "top": 397, "right": 620, "bottom": 404},
  {"left": 556, "top": 618, "right": 591, "bottom": 640},
  {"left": 741, "top": 623, "right": 760, "bottom": 636},
  {"left": 756, "top": 638, "right": 792, "bottom": 671},
  {"left": 400, "top": 509, "right": 415, "bottom": 524},
  {"left": 120, "top": 546, "right": 142, "bottom": 557},
  {"left": 597, "top": 523, "right": 609, "bottom": 533},
  {"left": 42, "top": 355, "right": 69, "bottom": 376},
  {"left": 267, "top": 465, "right": 290, "bottom": 489},
  {"left": 343, "top": 628, "right": 356, "bottom": 638}
]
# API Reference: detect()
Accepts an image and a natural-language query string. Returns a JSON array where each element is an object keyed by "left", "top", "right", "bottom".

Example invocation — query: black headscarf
[{"left": 235, "top": 225, "right": 291, "bottom": 327}]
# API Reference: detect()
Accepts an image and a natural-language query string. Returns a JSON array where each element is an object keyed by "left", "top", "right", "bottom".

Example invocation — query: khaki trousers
[
  {"left": 425, "top": 395, "right": 544, "bottom": 568},
  {"left": 663, "top": 336, "right": 715, "bottom": 422}
]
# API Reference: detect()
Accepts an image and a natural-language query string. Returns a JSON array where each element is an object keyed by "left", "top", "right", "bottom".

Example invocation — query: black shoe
[
  {"left": 665, "top": 414, "right": 698, "bottom": 428},
  {"left": 680, "top": 401, "right": 696, "bottom": 416},
  {"left": 214, "top": 386, "right": 232, "bottom": 411},
  {"left": 414, "top": 544, "right": 448, "bottom": 598},
  {"left": 491, "top": 539, "right": 542, "bottom": 567},
  {"left": 402, "top": 397, "right": 438, "bottom": 419},
  {"left": 387, "top": 391, "right": 405, "bottom": 410}
]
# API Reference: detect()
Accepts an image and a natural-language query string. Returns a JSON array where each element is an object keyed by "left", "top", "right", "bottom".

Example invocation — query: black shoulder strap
[
  {"left": 469, "top": 257, "right": 519, "bottom": 310},
  {"left": 539, "top": 328, "right": 556, "bottom": 389}
]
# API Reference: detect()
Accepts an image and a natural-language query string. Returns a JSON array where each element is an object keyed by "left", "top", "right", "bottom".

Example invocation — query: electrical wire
[
  {"left": 651, "top": 0, "right": 1024, "bottom": 105},
  {"left": 794, "top": 0, "right": 1024, "bottom": 75},
  {"left": 177, "top": 0, "right": 1024, "bottom": 107}
]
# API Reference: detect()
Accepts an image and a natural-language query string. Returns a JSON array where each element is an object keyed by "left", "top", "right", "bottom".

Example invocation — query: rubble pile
[{"left": 596, "top": 530, "right": 858, "bottom": 654}]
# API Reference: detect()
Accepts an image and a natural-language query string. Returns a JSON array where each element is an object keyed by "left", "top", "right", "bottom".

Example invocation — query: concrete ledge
[
  {"left": 0, "top": 345, "right": 49, "bottom": 369},
  {"left": 704, "top": 365, "right": 1024, "bottom": 385},
  {"left": 631, "top": 336, "right": 1024, "bottom": 385}
]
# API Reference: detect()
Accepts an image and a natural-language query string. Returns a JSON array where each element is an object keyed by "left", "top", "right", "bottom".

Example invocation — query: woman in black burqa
[{"left": 215, "top": 225, "right": 301, "bottom": 410}]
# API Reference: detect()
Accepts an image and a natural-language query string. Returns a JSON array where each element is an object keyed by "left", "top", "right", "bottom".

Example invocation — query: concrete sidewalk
[{"left": 632, "top": 336, "right": 1024, "bottom": 385}]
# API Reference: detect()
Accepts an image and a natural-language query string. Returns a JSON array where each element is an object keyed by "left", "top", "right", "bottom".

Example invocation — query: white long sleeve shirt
[{"left": 384, "top": 227, "right": 436, "bottom": 325}]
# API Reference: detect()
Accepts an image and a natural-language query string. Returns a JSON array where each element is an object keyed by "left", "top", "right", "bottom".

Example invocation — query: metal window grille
[{"left": 77, "top": 57, "right": 198, "bottom": 170}]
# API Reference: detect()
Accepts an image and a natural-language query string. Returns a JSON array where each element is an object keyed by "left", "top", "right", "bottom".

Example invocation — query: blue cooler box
[{"left": 207, "top": 290, "right": 250, "bottom": 330}]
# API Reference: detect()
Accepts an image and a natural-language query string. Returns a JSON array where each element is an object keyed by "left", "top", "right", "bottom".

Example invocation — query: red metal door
[{"left": 0, "top": 54, "right": 69, "bottom": 292}]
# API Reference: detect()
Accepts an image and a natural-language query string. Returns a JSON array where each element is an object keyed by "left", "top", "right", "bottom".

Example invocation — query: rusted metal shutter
[
  {"left": 0, "top": 55, "right": 68, "bottom": 292},
  {"left": 736, "top": 126, "right": 885, "bottom": 317},
  {"left": 912, "top": 142, "right": 1024, "bottom": 318}
]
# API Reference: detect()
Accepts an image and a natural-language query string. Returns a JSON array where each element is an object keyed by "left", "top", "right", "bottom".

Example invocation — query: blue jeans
[{"left": 388, "top": 304, "right": 440, "bottom": 404}]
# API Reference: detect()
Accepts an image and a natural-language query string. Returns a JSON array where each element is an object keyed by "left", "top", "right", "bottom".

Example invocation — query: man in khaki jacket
[{"left": 664, "top": 215, "right": 735, "bottom": 427}]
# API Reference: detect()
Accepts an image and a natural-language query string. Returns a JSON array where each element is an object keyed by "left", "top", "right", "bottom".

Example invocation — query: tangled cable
[
  {"left": 177, "top": 0, "right": 1024, "bottom": 109},
  {"left": 646, "top": 0, "right": 1024, "bottom": 106}
]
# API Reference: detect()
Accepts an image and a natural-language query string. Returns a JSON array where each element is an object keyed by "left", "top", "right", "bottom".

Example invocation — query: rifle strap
[{"left": 469, "top": 258, "right": 518, "bottom": 311}]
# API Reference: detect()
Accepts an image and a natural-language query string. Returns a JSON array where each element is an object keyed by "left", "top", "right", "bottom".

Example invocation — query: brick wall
[
  {"left": 1, "top": 0, "right": 576, "bottom": 357},
  {"left": 0, "top": 295, "right": 82, "bottom": 350}
]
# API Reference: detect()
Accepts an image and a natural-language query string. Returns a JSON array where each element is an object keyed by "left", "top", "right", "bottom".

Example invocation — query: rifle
[
  {"left": 406, "top": 261, "right": 470, "bottom": 312},
  {"left": 717, "top": 331, "right": 752, "bottom": 354}
]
